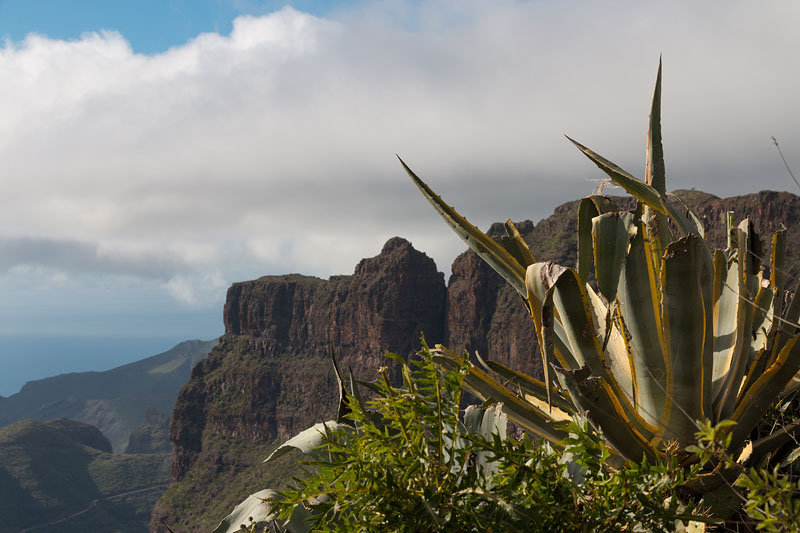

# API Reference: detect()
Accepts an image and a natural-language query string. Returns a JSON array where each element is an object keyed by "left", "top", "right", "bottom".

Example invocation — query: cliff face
[
  {"left": 223, "top": 237, "right": 447, "bottom": 363},
  {"left": 152, "top": 238, "right": 449, "bottom": 531},
  {"left": 153, "top": 190, "right": 800, "bottom": 532}
]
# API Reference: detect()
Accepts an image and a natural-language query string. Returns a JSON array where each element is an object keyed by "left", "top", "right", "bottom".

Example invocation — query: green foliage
[
  {"left": 738, "top": 468, "right": 800, "bottom": 531},
  {"left": 687, "top": 406, "right": 800, "bottom": 531},
  {"left": 263, "top": 347, "right": 709, "bottom": 532}
]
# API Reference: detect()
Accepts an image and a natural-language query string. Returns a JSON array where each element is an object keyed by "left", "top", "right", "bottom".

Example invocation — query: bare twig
[{"left": 772, "top": 136, "right": 800, "bottom": 192}]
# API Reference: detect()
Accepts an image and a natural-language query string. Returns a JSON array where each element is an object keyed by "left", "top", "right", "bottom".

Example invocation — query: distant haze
[
  {"left": 0, "top": 1, "right": 797, "bottom": 357},
  {"left": 0, "top": 335, "right": 197, "bottom": 396}
]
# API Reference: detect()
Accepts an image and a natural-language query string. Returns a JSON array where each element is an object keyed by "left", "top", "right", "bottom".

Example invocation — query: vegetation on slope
[{"left": 0, "top": 418, "right": 170, "bottom": 533}]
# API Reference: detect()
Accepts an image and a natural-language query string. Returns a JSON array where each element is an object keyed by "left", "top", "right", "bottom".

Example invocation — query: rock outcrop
[
  {"left": 125, "top": 408, "right": 172, "bottom": 454},
  {"left": 170, "top": 238, "right": 446, "bottom": 479},
  {"left": 152, "top": 190, "right": 800, "bottom": 532}
]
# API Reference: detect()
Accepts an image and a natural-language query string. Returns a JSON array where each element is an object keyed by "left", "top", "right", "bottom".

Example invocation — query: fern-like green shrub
[{"left": 224, "top": 345, "right": 711, "bottom": 532}]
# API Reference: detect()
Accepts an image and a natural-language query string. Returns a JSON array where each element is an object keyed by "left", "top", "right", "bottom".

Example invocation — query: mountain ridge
[{"left": 0, "top": 339, "right": 218, "bottom": 452}]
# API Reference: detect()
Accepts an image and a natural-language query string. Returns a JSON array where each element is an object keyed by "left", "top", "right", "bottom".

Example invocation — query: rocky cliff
[{"left": 152, "top": 189, "right": 800, "bottom": 532}]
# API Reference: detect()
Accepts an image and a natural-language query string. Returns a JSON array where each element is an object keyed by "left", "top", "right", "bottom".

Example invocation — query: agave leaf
[
  {"left": 781, "top": 445, "right": 800, "bottom": 468},
  {"left": 567, "top": 136, "right": 700, "bottom": 238},
  {"left": 645, "top": 58, "right": 665, "bottom": 194},
  {"left": 617, "top": 222, "right": 667, "bottom": 426},
  {"left": 264, "top": 421, "right": 344, "bottom": 464},
  {"left": 659, "top": 234, "right": 714, "bottom": 445},
  {"left": 433, "top": 354, "right": 568, "bottom": 445},
  {"left": 783, "top": 373, "right": 800, "bottom": 397},
  {"left": 711, "top": 251, "right": 746, "bottom": 404},
  {"left": 591, "top": 211, "right": 634, "bottom": 303},
  {"left": 770, "top": 229, "right": 787, "bottom": 321},
  {"left": 543, "top": 267, "right": 633, "bottom": 399},
  {"left": 736, "top": 280, "right": 775, "bottom": 410},
  {"left": 521, "top": 395, "right": 572, "bottom": 422},
  {"left": 577, "top": 196, "right": 617, "bottom": 281},
  {"left": 750, "top": 282, "right": 775, "bottom": 356},
  {"left": 586, "top": 284, "right": 634, "bottom": 403},
  {"left": 213, "top": 489, "right": 281, "bottom": 533},
  {"left": 354, "top": 378, "right": 383, "bottom": 396},
  {"left": 214, "top": 490, "right": 318, "bottom": 533},
  {"left": 641, "top": 59, "right": 674, "bottom": 264},
  {"left": 330, "top": 350, "right": 350, "bottom": 423},
  {"left": 542, "top": 267, "right": 604, "bottom": 373},
  {"left": 399, "top": 157, "right": 526, "bottom": 295},
  {"left": 667, "top": 192, "right": 705, "bottom": 239},
  {"left": 463, "top": 403, "right": 508, "bottom": 439},
  {"left": 500, "top": 219, "right": 536, "bottom": 269},
  {"left": 730, "top": 334, "right": 800, "bottom": 450},
  {"left": 525, "top": 262, "right": 576, "bottom": 408},
  {"left": 542, "top": 269, "right": 656, "bottom": 440},
  {"left": 557, "top": 367, "right": 660, "bottom": 463},
  {"left": 765, "top": 229, "right": 789, "bottom": 365},
  {"left": 463, "top": 403, "right": 508, "bottom": 478},
  {"left": 567, "top": 136, "right": 663, "bottom": 209},
  {"left": 715, "top": 221, "right": 760, "bottom": 421},
  {"left": 483, "top": 359, "right": 575, "bottom": 414},
  {"left": 726, "top": 211, "right": 737, "bottom": 250}
]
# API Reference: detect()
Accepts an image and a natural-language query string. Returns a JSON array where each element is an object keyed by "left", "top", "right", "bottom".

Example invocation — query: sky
[{"left": 0, "top": 1, "right": 798, "bottom": 393}]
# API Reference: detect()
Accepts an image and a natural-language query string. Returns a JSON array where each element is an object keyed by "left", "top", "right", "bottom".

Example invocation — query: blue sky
[
  {"left": 0, "top": 1, "right": 360, "bottom": 54},
  {"left": 0, "top": 1, "right": 798, "bottom": 394}
]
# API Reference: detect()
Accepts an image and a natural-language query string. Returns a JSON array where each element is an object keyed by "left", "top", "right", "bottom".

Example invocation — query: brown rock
[{"left": 169, "top": 237, "right": 446, "bottom": 482}]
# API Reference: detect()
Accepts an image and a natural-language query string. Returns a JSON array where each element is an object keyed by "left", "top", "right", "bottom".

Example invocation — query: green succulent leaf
[
  {"left": 483, "top": 358, "right": 575, "bottom": 414},
  {"left": 433, "top": 354, "right": 568, "bottom": 445},
  {"left": 500, "top": 219, "right": 536, "bottom": 269},
  {"left": 646, "top": 58, "right": 665, "bottom": 194},
  {"left": 714, "top": 221, "right": 760, "bottom": 421},
  {"left": 213, "top": 489, "right": 281, "bottom": 533},
  {"left": 567, "top": 136, "right": 701, "bottom": 238},
  {"left": 617, "top": 222, "right": 667, "bottom": 427},
  {"left": 659, "top": 234, "right": 714, "bottom": 445},
  {"left": 557, "top": 367, "right": 660, "bottom": 463},
  {"left": 399, "top": 156, "right": 527, "bottom": 296},
  {"left": 591, "top": 211, "right": 634, "bottom": 303},
  {"left": 667, "top": 192, "right": 705, "bottom": 239},
  {"left": 577, "top": 195, "right": 617, "bottom": 281},
  {"left": 264, "top": 421, "right": 345, "bottom": 464},
  {"left": 730, "top": 334, "right": 800, "bottom": 450}
]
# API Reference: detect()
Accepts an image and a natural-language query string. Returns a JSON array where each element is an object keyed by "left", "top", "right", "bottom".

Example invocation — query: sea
[{"left": 0, "top": 335, "right": 197, "bottom": 397}]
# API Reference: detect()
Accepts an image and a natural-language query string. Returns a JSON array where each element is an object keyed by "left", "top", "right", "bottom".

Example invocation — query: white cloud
[
  {"left": 165, "top": 271, "right": 228, "bottom": 307},
  {"left": 0, "top": 0, "right": 798, "bottom": 313}
]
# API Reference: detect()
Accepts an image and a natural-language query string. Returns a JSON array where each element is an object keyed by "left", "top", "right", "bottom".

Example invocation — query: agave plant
[{"left": 400, "top": 61, "right": 800, "bottom": 488}]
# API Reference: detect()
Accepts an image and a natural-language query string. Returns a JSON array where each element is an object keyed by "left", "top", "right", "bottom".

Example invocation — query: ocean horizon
[{"left": 0, "top": 334, "right": 215, "bottom": 397}]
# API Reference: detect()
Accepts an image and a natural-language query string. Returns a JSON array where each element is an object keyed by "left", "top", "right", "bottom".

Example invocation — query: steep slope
[
  {"left": 152, "top": 190, "right": 800, "bottom": 532},
  {"left": 0, "top": 339, "right": 217, "bottom": 452},
  {"left": 0, "top": 418, "right": 170, "bottom": 533}
]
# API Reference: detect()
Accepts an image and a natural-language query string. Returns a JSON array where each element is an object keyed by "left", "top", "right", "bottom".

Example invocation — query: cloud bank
[{"left": 0, "top": 1, "right": 798, "bottom": 311}]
